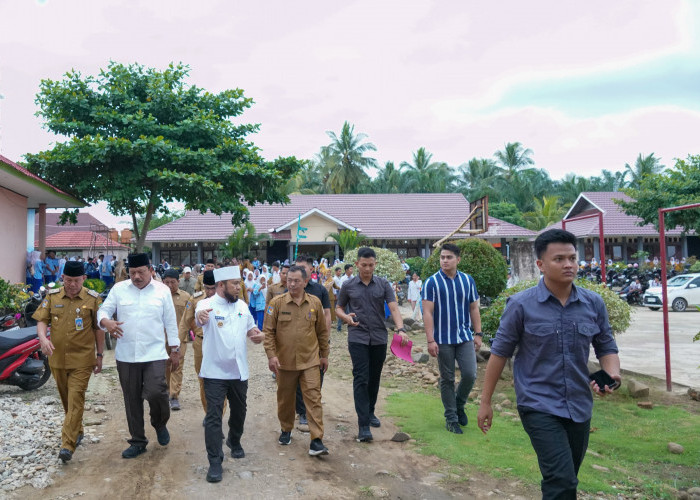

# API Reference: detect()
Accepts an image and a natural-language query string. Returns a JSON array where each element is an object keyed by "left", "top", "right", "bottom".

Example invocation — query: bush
[
  {"left": 0, "top": 278, "right": 30, "bottom": 315},
  {"left": 422, "top": 239, "right": 508, "bottom": 299},
  {"left": 481, "top": 279, "right": 631, "bottom": 344},
  {"left": 405, "top": 257, "right": 425, "bottom": 277},
  {"left": 84, "top": 278, "right": 106, "bottom": 293},
  {"left": 343, "top": 247, "right": 405, "bottom": 282},
  {"left": 690, "top": 261, "right": 700, "bottom": 272}
]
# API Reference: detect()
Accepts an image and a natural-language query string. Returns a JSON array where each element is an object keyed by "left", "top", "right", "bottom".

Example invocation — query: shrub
[
  {"left": 344, "top": 247, "right": 405, "bottom": 282},
  {"left": 690, "top": 261, "right": 700, "bottom": 272},
  {"left": 0, "top": 278, "right": 30, "bottom": 315},
  {"left": 84, "top": 278, "right": 107, "bottom": 293},
  {"left": 481, "top": 279, "right": 631, "bottom": 344},
  {"left": 405, "top": 257, "right": 426, "bottom": 277},
  {"left": 421, "top": 239, "right": 508, "bottom": 299}
]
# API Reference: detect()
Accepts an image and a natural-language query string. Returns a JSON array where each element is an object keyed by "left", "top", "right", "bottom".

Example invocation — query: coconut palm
[
  {"left": 401, "top": 147, "right": 454, "bottom": 192},
  {"left": 218, "top": 222, "right": 269, "bottom": 259},
  {"left": 458, "top": 158, "right": 502, "bottom": 201},
  {"left": 523, "top": 195, "right": 566, "bottom": 231},
  {"left": 324, "top": 122, "right": 376, "bottom": 193},
  {"left": 368, "top": 161, "right": 405, "bottom": 193},
  {"left": 325, "top": 230, "right": 367, "bottom": 256},
  {"left": 494, "top": 142, "right": 535, "bottom": 182},
  {"left": 623, "top": 153, "right": 664, "bottom": 189}
]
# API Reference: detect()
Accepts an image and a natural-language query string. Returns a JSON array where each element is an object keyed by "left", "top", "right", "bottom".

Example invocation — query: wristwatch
[
  {"left": 474, "top": 332, "right": 483, "bottom": 337},
  {"left": 397, "top": 327, "right": 407, "bottom": 333},
  {"left": 96, "top": 353, "right": 103, "bottom": 357}
]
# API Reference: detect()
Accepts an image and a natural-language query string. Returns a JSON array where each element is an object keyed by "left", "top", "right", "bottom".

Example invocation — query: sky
[{"left": 1, "top": 0, "right": 699, "bottom": 229}]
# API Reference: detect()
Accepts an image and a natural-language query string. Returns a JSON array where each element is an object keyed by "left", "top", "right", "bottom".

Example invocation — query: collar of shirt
[
  {"left": 437, "top": 269, "right": 460, "bottom": 281},
  {"left": 283, "top": 292, "right": 310, "bottom": 305},
  {"left": 536, "top": 279, "right": 591, "bottom": 305}
]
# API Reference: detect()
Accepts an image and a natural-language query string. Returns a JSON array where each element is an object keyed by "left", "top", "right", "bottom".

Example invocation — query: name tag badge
[{"left": 75, "top": 317, "right": 84, "bottom": 331}]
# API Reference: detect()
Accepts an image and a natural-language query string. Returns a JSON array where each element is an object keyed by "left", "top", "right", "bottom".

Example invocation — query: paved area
[{"left": 598, "top": 307, "right": 700, "bottom": 391}]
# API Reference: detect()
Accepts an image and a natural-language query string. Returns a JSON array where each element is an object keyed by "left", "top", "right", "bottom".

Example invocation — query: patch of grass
[{"left": 386, "top": 389, "right": 700, "bottom": 498}]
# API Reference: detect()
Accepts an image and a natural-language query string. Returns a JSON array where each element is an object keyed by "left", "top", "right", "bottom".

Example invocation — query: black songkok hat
[
  {"left": 128, "top": 253, "right": 150, "bottom": 269},
  {"left": 203, "top": 270, "right": 216, "bottom": 286},
  {"left": 163, "top": 269, "right": 180, "bottom": 280},
  {"left": 63, "top": 261, "right": 85, "bottom": 277}
]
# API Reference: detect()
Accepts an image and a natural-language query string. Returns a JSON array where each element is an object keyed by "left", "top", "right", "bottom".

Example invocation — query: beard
[{"left": 223, "top": 291, "right": 239, "bottom": 303}]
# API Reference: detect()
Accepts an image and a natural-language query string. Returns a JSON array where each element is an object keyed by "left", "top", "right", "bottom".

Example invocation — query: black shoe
[
  {"left": 369, "top": 414, "right": 381, "bottom": 428},
  {"left": 58, "top": 448, "right": 72, "bottom": 462},
  {"left": 226, "top": 437, "right": 245, "bottom": 459},
  {"left": 357, "top": 426, "right": 373, "bottom": 442},
  {"left": 457, "top": 408, "right": 468, "bottom": 426},
  {"left": 206, "top": 462, "right": 223, "bottom": 483},
  {"left": 279, "top": 431, "right": 292, "bottom": 445},
  {"left": 121, "top": 444, "right": 147, "bottom": 459},
  {"left": 298, "top": 414, "right": 308, "bottom": 425},
  {"left": 446, "top": 421, "right": 463, "bottom": 434},
  {"left": 76, "top": 433, "right": 84, "bottom": 446},
  {"left": 309, "top": 438, "right": 329, "bottom": 456},
  {"left": 156, "top": 426, "right": 170, "bottom": 446}
]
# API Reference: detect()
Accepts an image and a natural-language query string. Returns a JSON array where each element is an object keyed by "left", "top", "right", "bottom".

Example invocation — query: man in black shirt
[{"left": 293, "top": 256, "right": 331, "bottom": 425}]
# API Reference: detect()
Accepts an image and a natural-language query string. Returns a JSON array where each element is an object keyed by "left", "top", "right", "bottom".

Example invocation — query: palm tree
[
  {"left": 401, "top": 147, "right": 454, "bottom": 192},
  {"left": 623, "top": 153, "right": 664, "bottom": 189},
  {"left": 557, "top": 174, "right": 592, "bottom": 205},
  {"left": 509, "top": 169, "right": 554, "bottom": 213},
  {"left": 325, "top": 230, "right": 367, "bottom": 256},
  {"left": 283, "top": 159, "right": 327, "bottom": 195},
  {"left": 368, "top": 161, "right": 405, "bottom": 193},
  {"left": 494, "top": 142, "right": 535, "bottom": 182},
  {"left": 218, "top": 222, "right": 269, "bottom": 259},
  {"left": 324, "top": 122, "right": 376, "bottom": 194},
  {"left": 595, "top": 169, "right": 626, "bottom": 192},
  {"left": 458, "top": 158, "right": 502, "bottom": 201},
  {"left": 523, "top": 195, "right": 566, "bottom": 231}
]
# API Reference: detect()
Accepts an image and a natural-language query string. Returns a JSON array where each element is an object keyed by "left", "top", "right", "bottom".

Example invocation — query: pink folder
[{"left": 390, "top": 333, "right": 413, "bottom": 363}]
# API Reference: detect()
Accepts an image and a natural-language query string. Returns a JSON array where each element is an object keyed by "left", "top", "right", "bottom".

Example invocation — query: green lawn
[{"left": 385, "top": 389, "right": 700, "bottom": 498}]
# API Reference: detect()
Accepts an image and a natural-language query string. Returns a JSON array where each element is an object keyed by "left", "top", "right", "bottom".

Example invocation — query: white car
[{"left": 643, "top": 273, "right": 700, "bottom": 312}]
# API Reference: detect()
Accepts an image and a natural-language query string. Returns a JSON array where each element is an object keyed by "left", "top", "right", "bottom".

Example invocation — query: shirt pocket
[
  {"left": 523, "top": 321, "right": 558, "bottom": 357},
  {"left": 576, "top": 321, "right": 600, "bottom": 351},
  {"left": 49, "top": 306, "right": 65, "bottom": 323}
]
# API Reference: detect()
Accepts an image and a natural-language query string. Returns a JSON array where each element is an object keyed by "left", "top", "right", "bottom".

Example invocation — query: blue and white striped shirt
[{"left": 423, "top": 269, "right": 479, "bottom": 344}]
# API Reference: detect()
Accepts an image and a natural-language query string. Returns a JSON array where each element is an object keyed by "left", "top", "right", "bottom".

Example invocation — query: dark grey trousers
[
  {"left": 436, "top": 341, "right": 477, "bottom": 423},
  {"left": 203, "top": 378, "right": 248, "bottom": 465},
  {"left": 116, "top": 360, "right": 169, "bottom": 447}
]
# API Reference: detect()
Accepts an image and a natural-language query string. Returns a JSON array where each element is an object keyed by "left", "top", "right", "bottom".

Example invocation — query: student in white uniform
[{"left": 195, "top": 266, "right": 264, "bottom": 483}]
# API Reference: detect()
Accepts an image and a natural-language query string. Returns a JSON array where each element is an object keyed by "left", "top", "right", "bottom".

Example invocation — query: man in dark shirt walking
[
  {"left": 477, "top": 229, "right": 620, "bottom": 499},
  {"left": 336, "top": 247, "right": 408, "bottom": 443}
]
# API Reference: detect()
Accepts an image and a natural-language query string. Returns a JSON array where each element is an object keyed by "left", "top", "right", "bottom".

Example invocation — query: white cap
[
  {"left": 183, "top": 266, "right": 192, "bottom": 273},
  {"left": 214, "top": 266, "right": 241, "bottom": 282}
]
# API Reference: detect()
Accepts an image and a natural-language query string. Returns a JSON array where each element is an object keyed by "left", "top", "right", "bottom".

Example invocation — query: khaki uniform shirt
[
  {"left": 171, "top": 289, "right": 192, "bottom": 342},
  {"left": 178, "top": 291, "right": 206, "bottom": 341},
  {"left": 32, "top": 287, "right": 101, "bottom": 369},
  {"left": 263, "top": 292, "right": 329, "bottom": 371},
  {"left": 195, "top": 274, "right": 204, "bottom": 293},
  {"left": 266, "top": 282, "right": 286, "bottom": 304}
]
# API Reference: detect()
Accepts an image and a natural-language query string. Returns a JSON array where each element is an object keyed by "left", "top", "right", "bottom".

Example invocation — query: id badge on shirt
[{"left": 75, "top": 317, "right": 84, "bottom": 331}]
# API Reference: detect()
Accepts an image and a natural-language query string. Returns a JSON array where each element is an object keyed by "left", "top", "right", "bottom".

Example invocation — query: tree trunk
[{"left": 134, "top": 199, "right": 156, "bottom": 253}]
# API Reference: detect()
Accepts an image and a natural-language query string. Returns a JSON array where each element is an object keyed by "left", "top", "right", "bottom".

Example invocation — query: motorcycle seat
[{"left": 0, "top": 327, "right": 38, "bottom": 350}]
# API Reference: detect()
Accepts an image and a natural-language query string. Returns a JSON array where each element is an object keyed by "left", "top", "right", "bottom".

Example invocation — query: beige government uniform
[
  {"left": 265, "top": 281, "right": 286, "bottom": 304},
  {"left": 263, "top": 292, "right": 329, "bottom": 440},
  {"left": 178, "top": 290, "right": 210, "bottom": 412},
  {"left": 166, "top": 288, "right": 191, "bottom": 399},
  {"left": 32, "top": 287, "right": 101, "bottom": 452}
]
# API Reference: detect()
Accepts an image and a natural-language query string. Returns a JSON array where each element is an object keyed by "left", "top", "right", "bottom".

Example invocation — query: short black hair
[
  {"left": 296, "top": 255, "right": 314, "bottom": 266},
  {"left": 344, "top": 263, "right": 353, "bottom": 271},
  {"left": 534, "top": 229, "right": 577, "bottom": 259},
  {"left": 288, "top": 265, "right": 307, "bottom": 279},
  {"left": 334, "top": 267, "right": 341, "bottom": 272},
  {"left": 206, "top": 258, "right": 215, "bottom": 264},
  {"left": 440, "top": 243, "right": 460, "bottom": 257},
  {"left": 281, "top": 264, "right": 291, "bottom": 270},
  {"left": 356, "top": 247, "right": 376, "bottom": 260}
]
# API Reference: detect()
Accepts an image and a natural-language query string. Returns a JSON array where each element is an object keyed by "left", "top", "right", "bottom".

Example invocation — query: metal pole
[
  {"left": 658, "top": 208, "right": 672, "bottom": 391},
  {"left": 598, "top": 213, "right": 606, "bottom": 283}
]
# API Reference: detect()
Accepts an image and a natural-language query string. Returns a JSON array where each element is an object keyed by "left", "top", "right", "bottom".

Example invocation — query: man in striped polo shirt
[{"left": 422, "top": 243, "right": 482, "bottom": 434}]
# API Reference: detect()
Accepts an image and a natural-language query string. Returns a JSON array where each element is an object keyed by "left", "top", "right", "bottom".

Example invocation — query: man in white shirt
[
  {"left": 195, "top": 266, "right": 264, "bottom": 483},
  {"left": 98, "top": 253, "right": 180, "bottom": 460}
]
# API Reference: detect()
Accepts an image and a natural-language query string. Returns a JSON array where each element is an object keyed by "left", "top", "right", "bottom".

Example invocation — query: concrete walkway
[{"left": 597, "top": 307, "right": 700, "bottom": 391}]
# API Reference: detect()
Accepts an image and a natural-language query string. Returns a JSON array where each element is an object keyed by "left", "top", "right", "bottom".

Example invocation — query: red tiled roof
[
  {"left": 146, "top": 194, "right": 535, "bottom": 242},
  {"left": 36, "top": 231, "right": 129, "bottom": 251},
  {"left": 34, "top": 212, "right": 109, "bottom": 240},
  {"left": 544, "top": 192, "right": 692, "bottom": 236},
  {"left": 0, "top": 154, "right": 75, "bottom": 199}
]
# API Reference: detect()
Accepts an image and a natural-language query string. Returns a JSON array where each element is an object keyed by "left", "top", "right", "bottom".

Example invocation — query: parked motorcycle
[
  {"left": 0, "top": 326, "right": 51, "bottom": 391},
  {"left": 0, "top": 312, "right": 22, "bottom": 332}
]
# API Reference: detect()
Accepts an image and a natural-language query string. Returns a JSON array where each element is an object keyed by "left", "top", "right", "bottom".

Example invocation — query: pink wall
[{"left": 0, "top": 186, "right": 28, "bottom": 284}]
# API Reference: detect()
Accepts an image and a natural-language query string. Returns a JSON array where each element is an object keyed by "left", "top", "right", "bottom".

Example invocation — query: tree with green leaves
[
  {"left": 523, "top": 195, "right": 566, "bottom": 230},
  {"left": 325, "top": 230, "right": 367, "bottom": 257},
  {"left": 367, "top": 161, "right": 405, "bottom": 193},
  {"left": 401, "top": 147, "right": 454, "bottom": 193},
  {"left": 26, "top": 62, "right": 300, "bottom": 251},
  {"left": 458, "top": 158, "right": 502, "bottom": 201},
  {"left": 617, "top": 155, "right": 700, "bottom": 233},
  {"left": 218, "top": 222, "right": 269, "bottom": 260},
  {"left": 623, "top": 153, "right": 664, "bottom": 189},
  {"left": 488, "top": 202, "right": 527, "bottom": 227},
  {"left": 493, "top": 141, "right": 535, "bottom": 182},
  {"left": 324, "top": 121, "right": 376, "bottom": 193}
]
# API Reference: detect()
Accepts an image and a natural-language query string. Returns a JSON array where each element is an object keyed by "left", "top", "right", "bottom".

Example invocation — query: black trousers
[
  {"left": 518, "top": 407, "right": 590, "bottom": 500},
  {"left": 116, "top": 360, "right": 169, "bottom": 447},
  {"left": 203, "top": 378, "right": 248, "bottom": 465},
  {"left": 348, "top": 342, "right": 387, "bottom": 427},
  {"left": 295, "top": 368, "right": 324, "bottom": 416}
]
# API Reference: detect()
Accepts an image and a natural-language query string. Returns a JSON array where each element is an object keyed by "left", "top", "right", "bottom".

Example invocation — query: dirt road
[{"left": 7, "top": 324, "right": 538, "bottom": 500}]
